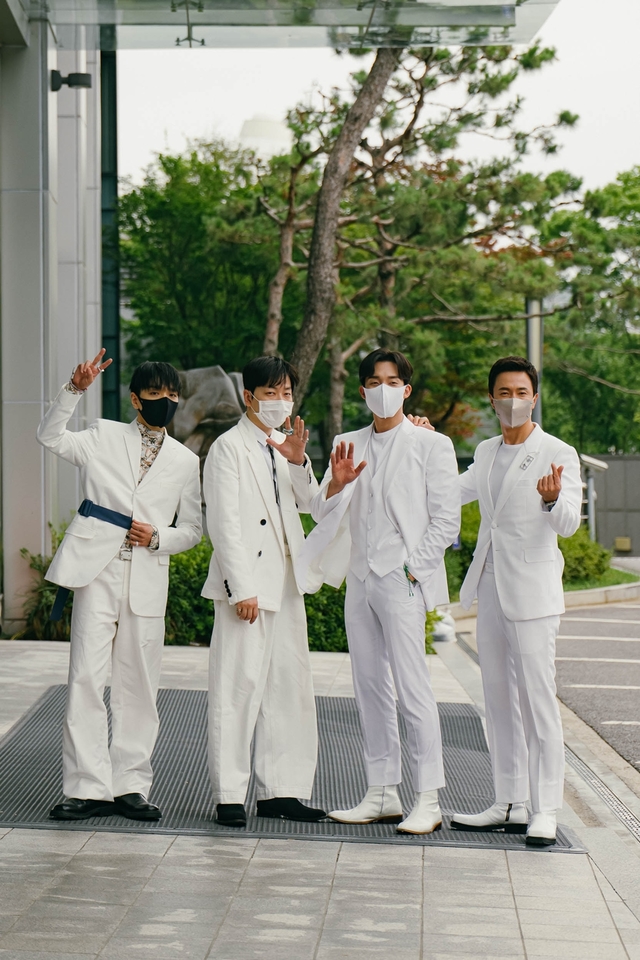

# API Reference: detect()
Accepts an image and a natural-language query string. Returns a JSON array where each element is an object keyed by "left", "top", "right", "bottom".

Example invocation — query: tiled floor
[{"left": 1, "top": 639, "right": 640, "bottom": 958}]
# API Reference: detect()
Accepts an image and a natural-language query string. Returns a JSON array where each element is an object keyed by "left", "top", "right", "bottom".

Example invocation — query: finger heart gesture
[{"left": 537, "top": 462, "right": 564, "bottom": 503}]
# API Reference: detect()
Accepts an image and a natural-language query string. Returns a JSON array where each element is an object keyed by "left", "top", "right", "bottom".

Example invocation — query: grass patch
[{"left": 564, "top": 567, "right": 639, "bottom": 592}]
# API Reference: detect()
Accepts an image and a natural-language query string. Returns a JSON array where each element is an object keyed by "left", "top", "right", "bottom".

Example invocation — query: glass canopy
[{"left": 43, "top": 0, "right": 561, "bottom": 49}]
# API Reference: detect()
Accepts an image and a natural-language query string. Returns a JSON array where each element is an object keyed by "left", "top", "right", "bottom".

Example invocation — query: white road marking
[
  {"left": 563, "top": 684, "right": 640, "bottom": 690},
  {"left": 561, "top": 617, "right": 640, "bottom": 625},
  {"left": 601, "top": 721, "right": 640, "bottom": 726},
  {"left": 556, "top": 657, "right": 640, "bottom": 664},
  {"left": 558, "top": 636, "right": 640, "bottom": 642}
]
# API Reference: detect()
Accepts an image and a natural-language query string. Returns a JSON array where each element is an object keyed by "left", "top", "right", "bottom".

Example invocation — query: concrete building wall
[
  {"left": 0, "top": 19, "right": 102, "bottom": 630},
  {"left": 592, "top": 456, "right": 640, "bottom": 555}
]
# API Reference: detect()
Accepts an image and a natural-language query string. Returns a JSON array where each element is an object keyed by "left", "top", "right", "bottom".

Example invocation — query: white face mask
[
  {"left": 251, "top": 395, "right": 293, "bottom": 429},
  {"left": 492, "top": 397, "right": 534, "bottom": 428},
  {"left": 363, "top": 383, "right": 407, "bottom": 419}
]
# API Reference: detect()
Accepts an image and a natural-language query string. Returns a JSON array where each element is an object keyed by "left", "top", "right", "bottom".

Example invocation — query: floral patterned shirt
[{"left": 119, "top": 421, "right": 164, "bottom": 560}]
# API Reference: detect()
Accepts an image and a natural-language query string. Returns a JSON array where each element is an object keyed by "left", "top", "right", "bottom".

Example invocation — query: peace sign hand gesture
[
  {"left": 537, "top": 463, "right": 564, "bottom": 503},
  {"left": 71, "top": 349, "right": 112, "bottom": 392}
]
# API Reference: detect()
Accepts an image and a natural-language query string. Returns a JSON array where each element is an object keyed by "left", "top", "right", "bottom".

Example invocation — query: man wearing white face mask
[
  {"left": 451, "top": 356, "right": 582, "bottom": 846},
  {"left": 301, "top": 349, "right": 460, "bottom": 834},
  {"left": 201, "top": 356, "right": 325, "bottom": 827}
]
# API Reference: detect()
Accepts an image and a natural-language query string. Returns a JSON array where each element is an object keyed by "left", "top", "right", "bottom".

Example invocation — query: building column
[
  {"left": 0, "top": 22, "right": 102, "bottom": 630},
  {"left": 55, "top": 27, "right": 102, "bottom": 524},
  {"left": 0, "top": 22, "right": 58, "bottom": 629}
]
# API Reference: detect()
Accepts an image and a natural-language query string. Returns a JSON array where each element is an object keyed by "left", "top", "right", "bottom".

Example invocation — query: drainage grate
[
  {"left": 0, "top": 685, "right": 579, "bottom": 851},
  {"left": 455, "top": 634, "right": 640, "bottom": 845}
]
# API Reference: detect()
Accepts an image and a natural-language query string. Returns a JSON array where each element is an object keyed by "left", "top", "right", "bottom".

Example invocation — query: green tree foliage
[
  {"left": 119, "top": 143, "right": 306, "bottom": 374},
  {"left": 541, "top": 168, "right": 640, "bottom": 453}
]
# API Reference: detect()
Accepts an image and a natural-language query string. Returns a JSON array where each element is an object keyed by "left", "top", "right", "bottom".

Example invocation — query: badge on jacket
[{"left": 520, "top": 455, "right": 535, "bottom": 470}]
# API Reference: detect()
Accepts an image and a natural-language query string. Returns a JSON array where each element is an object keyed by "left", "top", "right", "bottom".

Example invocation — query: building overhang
[{"left": 33, "top": 0, "right": 561, "bottom": 49}]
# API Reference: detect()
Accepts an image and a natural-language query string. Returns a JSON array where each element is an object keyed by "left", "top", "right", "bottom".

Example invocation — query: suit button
[
  {"left": 260, "top": 519, "right": 267, "bottom": 525},
  {"left": 258, "top": 550, "right": 262, "bottom": 557},
  {"left": 491, "top": 522, "right": 497, "bottom": 529}
]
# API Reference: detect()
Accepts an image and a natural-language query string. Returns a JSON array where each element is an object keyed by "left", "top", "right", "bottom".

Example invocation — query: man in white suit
[
  {"left": 37, "top": 352, "right": 202, "bottom": 821},
  {"left": 202, "top": 356, "right": 326, "bottom": 828},
  {"left": 304, "top": 349, "right": 460, "bottom": 834},
  {"left": 451, "top": 356, "right": 582, "bottom": 846}
]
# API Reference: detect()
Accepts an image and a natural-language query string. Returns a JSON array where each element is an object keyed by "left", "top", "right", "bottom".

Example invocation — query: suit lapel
[
  {"left": 124, "top": 420, "right": 142, "bottom": 485},
  {"left": 238, "top": 415, "right": 282, "bottom": 531},
  {"left": 381, "top": 418, "right": 414, "bottom": 498},
  {"left": 137, "top": 433, "right": 179, "bottom": 490},
  {"left": 493, "top": 425, "right": 544, "bottom": 517},
  {"left": 481, "top": 437, "right": 502, "bottom": 514}
]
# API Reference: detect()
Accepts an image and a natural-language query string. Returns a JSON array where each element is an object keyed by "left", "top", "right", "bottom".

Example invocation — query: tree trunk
[
  {"left": 325, "top": 335, "right": 348, "bottom": 455},
  {"left": 263, "top": 217, "right": 295, "bottom": 355},
  {"left": 291, "top": 47, "right": 400, "bottom": 407}
]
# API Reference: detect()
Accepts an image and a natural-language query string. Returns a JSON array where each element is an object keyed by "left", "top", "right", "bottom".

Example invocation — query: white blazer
[
  {"left": 459, "top": 424, "right": 582, "bottom": 621},
  {"left": 201, "top": 414, "right": 319, "bottom": 611},
  {"left": 37, "top": 386, "right": 203, "bottom": 617},
  {"left": 298, "top": 417, "right": 460, "bottom": 609}
]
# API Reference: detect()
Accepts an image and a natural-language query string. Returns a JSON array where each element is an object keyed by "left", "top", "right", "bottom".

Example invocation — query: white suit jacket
[
  {"left": 37, "top": 385, "right": 203, "bottom": 617},
  {"left": 459, "top": 424, "right": 582, "bottom": 621},
  {"left": 298, "top": 417, "right": 460, "bottom": 609},
  {"left": 201, "top": 414, "right": 319, "bottom": 611}
]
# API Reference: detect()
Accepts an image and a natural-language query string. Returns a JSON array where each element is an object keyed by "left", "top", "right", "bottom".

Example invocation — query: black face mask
[{"left": 137, "top": 396, "right": 179, "bottom": 428}]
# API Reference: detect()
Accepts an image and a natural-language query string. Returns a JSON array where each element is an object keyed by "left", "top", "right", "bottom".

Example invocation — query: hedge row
[{"left": 16, "top": 513, "right": 609, "bottom": 648}]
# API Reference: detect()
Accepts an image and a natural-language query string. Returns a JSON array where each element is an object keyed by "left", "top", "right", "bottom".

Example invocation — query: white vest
[{"left": 349, "top": 431, "right": 406, "bottom": 581}]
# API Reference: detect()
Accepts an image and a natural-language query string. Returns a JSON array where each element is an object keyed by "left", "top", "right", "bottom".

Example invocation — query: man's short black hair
[
  {"left": 242, "top": 356, "right": 299, "bottom": 395},
  {"left": 358, "top": 349, "right": 413, "bottom": 386},
  {"left": 129, "top": 361, "right": 182, "bottom": 397},
  {"left": 488, "top": 356, "right": 538, "bottom": 396}
]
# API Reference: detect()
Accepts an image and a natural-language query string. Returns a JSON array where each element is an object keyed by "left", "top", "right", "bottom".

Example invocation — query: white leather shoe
[
  {"left": 526, "top": 812, "right": 557, "bottom": 847},
  {"left": 329, "top": 785, "right": 403, "bottom": 824},
  {"left": 397, "top": 790, "right": 442, "bottom": 835},
  {"left": 451, "top": 802, "right": 528, "bottom": 834}
]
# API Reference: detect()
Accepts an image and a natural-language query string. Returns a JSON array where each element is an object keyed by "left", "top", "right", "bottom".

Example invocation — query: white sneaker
[
  {"left": 329, "top": 785, "right": 403, "bottom": 824},
  {"left": 526, "top": 812, "right": 557, "bottom": 847},
  {"left": 397, "top": 790, "right": 442, "bottom": 835},
  {"left": 451, "top": 802, "right": 528, "bottom": 834}
]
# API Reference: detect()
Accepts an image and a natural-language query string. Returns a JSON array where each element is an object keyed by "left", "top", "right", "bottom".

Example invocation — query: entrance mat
[{"left": 0, "top": 686, "right": 581, "bottom": 851}]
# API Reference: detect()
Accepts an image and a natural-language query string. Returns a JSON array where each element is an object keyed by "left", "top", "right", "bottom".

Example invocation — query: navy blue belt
[{"left": 49, "top": 500, "right": 133, "bottom": 621}]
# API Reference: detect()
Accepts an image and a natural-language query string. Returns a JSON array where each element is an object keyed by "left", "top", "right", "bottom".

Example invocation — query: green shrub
[
  {"left": 305, "top": 581, "right": 439, "bottom": 653},
  {"left": 444, "top": 499, "right": 611, "bottom": 595},
  {"left": 165, "top": 538, "right": 214, "bottom": 645},
  {"left": 559, "top": 525, "right": 611, "bottom": 584},
  {"left": 15, "top": 526, "right": 71, "bottom": 641},
  {"left": 445, "top": 501, "right": 481, "bottom": 599}
]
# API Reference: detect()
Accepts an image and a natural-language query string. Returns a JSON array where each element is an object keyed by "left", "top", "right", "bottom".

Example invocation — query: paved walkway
[{"left": 0, "top": 637, "right": 639, "bottom": 959}]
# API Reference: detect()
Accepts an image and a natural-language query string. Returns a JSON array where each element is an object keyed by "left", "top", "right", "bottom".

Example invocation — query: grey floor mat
[{"left": 0, "top": 686, "right": 580, "bottom": 851}]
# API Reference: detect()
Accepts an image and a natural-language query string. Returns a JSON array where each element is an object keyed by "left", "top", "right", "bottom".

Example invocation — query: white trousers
[
  {"left": 344, "top": 567, "right": 445, "bottom": 793},
  {"left": 63, "top": 557, "right": 165, "bottom": 800},
  {"left": 208, "top": 558, "right": 318, "bottom": 805},
  {"left": 476, "top": 566, "right": 564, "bottom": 813}
]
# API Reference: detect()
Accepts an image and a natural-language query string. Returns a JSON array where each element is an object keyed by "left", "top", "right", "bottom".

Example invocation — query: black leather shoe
[
  {"left": 49, "top": 798, "right": 115, "bottom": 821},
  {"left": 216, "top": 803, "right": 247, "bottom": 827},
  {"left": 256, "top": 798, "right": 326, "bottom": 822},
  {"left": 114, "top": 793, "right": 162, "bottom": 821}
]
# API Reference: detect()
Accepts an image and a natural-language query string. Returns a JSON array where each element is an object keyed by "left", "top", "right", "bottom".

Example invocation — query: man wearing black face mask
[{"left": 37, "top": 355, "right": 202, "bottom": 822}]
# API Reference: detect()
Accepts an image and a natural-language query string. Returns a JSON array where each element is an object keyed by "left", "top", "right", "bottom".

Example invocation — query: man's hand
[
  {"left": 266, "top": 416, "right": 309, "bottom": 466},
  {"left": 72, "top": 348, "right": 113, "bottom": 391},
  {"left": 407, "top": 414, "right": 435, "bottom": 431},
  {"left": 327, "top": 441, "right": 367, "bottom": 499},
  {"left": 236, "top": 597, "right": 259, "bottom": 624},
  {"left": 537, "top": 463, "right": 564, "bottom": 503},
  {"left": 129, "top": 520, "right": 154, "bottom": 548}
]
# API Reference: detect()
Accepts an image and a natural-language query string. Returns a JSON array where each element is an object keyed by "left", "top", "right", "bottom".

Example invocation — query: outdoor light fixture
[{"left": 50, "top": 70, "right": 92, "bottom": 92}]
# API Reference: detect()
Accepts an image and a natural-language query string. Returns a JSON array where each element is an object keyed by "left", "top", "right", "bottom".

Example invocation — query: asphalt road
[{"left": 556, "top": 602, "right": 640, "bottom": 772}]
